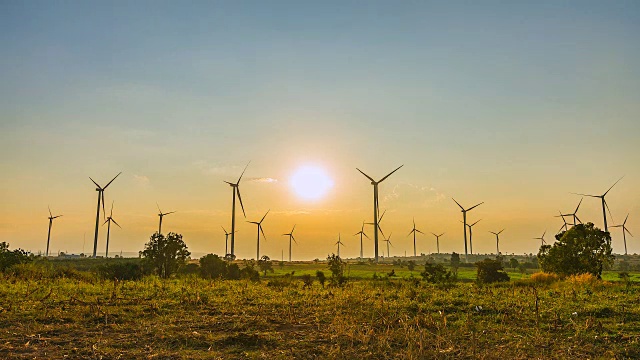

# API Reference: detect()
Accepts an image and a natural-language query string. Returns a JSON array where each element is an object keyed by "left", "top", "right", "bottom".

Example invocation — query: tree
[
  {"left": 0, "top": 242, "right": 32, "bottom": 272},
  {"left": 475, "top": 258, "right": 510, "bottom": 284},
  {"left": 421, "top": 262, "right": 454, "bottom": 285},
  {"left": 407, "top": 260, "right": 417, "bottom": 271},
  {"left": 537, "top": 223, "right": 614, "bottom": 279},
  {"left": 450, "top": 252, "right": 460, "bottom": 273},
  {"left": 509, "top": 258, "right": 519, "bottom": 269},
  {"left": 316, "top": 270, "right": 326, "bottom": 288},
  {"left": 258, "top": 255, "right": 273, "bottom": 276},
  {"left": 327, "top": 254, "right": 346, "bottom": 286},
  {"left": 141, "top": 232, "right": 190, "bottom": 278}
]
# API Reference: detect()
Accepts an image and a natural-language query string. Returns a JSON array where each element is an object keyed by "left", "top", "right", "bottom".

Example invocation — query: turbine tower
[
  {"left": 464, "top": 219, "right": 482, "bottom": 255},
  {"left": 430, "top": 232, "right": 444, "bottom": 254},
  {"left": 248, "top": 210, "right": 269, "bottom": 260},
  {"left": 46, "top": 207, "right": 63, "bottom": 257},
  {"left": 102, "top": 201, "right": 121, "bottom": 257},
  {"left": 452, "top": 198, "right": 484, "bottom": 262},
  {"left": 407, "top": 218, "right": 424, "bottom": 257},
  {"left": 611, "top": 214, "right": 633, "bottom": 255},
  {"left": 335, "top": 234, "right": 345, "bottom": 258},
  {"left": 156, "top": 203, "right": 176, "bottom": 235},
  {"left": 572, "top": 176, "right": 624, "bottom": 233},
  {"left": 356, "top": 165, "right": 403, "bottom": 263},
  {"left": 534, "top": 230, "right": 547, "bottom": 247},
  {"left": 225, "top": 162, "right": 250, "bottom": 257},
  {"left": 89, "top": 172, "right": 121, "bottom": 258},
  {"left": 489, "top": 229, "right": 505, "bottom": 255},
  {"left": 282, "top": 224, "right": 297, "bottom": 262},
  {"left": 354, "top": 221, "right": 370, "bottom": 259}
]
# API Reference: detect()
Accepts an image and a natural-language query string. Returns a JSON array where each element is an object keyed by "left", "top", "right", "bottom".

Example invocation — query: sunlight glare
[{"left": 290, "top": 165, "right": 334, "bottom": 201}]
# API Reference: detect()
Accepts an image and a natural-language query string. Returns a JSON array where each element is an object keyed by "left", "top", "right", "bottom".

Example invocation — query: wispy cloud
[
  {"left": 381, "top": 182, "right": 447, "bottom": 208},
  {"left": 133, "top": 174, "right": 150, "bottom": 189},
  {"left": 193, "top": 160, "right": 243, "bottom": 176},
  {"left": 247, "top": 177, "right": 278, "bottom": 183}
]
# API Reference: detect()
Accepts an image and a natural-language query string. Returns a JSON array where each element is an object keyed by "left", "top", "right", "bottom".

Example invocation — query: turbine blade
[
  {"left": 413, "top": 217, "right": 416, "bottom": 228},
  {"left": 236, "top": 187, "right": 246, "bottom": 217},
  {"left": 165, "top": 211, "right": 176, "bottom": 216},
  {"left": 221, "top": 226, "right": 228, "bottom": 234},
  {"left": 439, "top": 233, "right": 445, "bottom": 237},
  {"left": 604, "top": 175, "right": 624, "bottom": 196},
  {"left": 431, "top": 232, "right": 437, "bottom": 237},
  {"left": 48, "top": 206, "right": 52, "bottom": 217},
  {"left": 224, "top": 181, "right": 234, "bottom": 185},
  {"left": 103, "top": 172, "right": 122, "bottom": 189},
  {"left": 354, "top": 232, "right": 360, "bottom": 236},
  {"left": 102, "top": 219, "right": 109, "bottom": 226},
  {"left": 110, "top": 201, "right": 114, "bottom": 217},
  {"left": 356, "top": 168, "right": 375, "bottom": 182},
  {"left": 571, "top": 192, "right": 599, "bottom": 198},
  {"left": 260, "top": 209, "right": 270, "bottom": 223},
  {"left": 378, "top": 225, "right": 385, "bottom": 238},
  {"left": 471, "top": 219, "right": 482, "bottom": 226},
  {"left": 292, "top": 224, "right": 296, "bottom": 233},
  {"left": 499, "top": 229, "right": 505, "bottom": 234},
  {"left": 292, "top": 236, "right": 297, "bottom": 244},
  {"left": 416, "top": 230, "right": 424, "bottom": 234},
  {"left": 112, "top": 218, "right": 121, "bottom": 228},
  {"left": 363, "top": 233, "right": 370, "bottom": 239},
  {"left": 157, "top": 203, "right": 162, "bottom": 213},
  {"left": 378, "top": 209, "right": 386, "bottom": 223},
  {"left": 237, "top": 161, "right": 251, "bottom": 183},
  {"left": 101, "top": 192, "right": 106, "bottom": 221},
  {"left": 624, "top": 213, "right": 629, "bottom": 225},
  {"left": 452, "top": 198, "right": 464, "bottom": 210},
  {"left": 467, "top": 202, "right": 484, "bottom": 211},
  {"left": 625, "top": 228, "right": 633, "bottom": 237},
  {"left": 407, "top": 229, "right": 414, "bottom": 237},
  {"left": 89, "top": 177, "right": 101, "bottom": 188},
  {"left": 604, "top": 200, "right": 614, "bottom": 224},
  {"left": 53, "top": 215, "right": 63, "bottom": 219},
  {"left": 378, "top": 165, "right": 403, "bottom": 183},
  {"left": 260, "top": 225, "right": 266, "bottom": 240},
  {"left": 575, "top": 198, "right": 583, "bottom": 212}
]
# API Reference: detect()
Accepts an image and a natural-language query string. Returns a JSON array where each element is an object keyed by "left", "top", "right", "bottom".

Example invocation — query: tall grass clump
[{"left": 530, "top": 272, "right": 560, "bottom": 285}]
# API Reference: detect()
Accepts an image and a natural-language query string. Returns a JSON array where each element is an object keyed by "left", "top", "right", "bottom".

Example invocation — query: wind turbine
[
  {"left": 248, "top": 210, "right": 269, "bottom": 260},
  {"left": 46, "top": 206, "right": 63, "bottom": 257},
  {"left": 572, "top": 176, "right": 624, "bottom": 233},
  {"left": 534, "top": 230, "right": 547, "bottom": 247},
  {"left": 335, "top": 234, "right": 345, "bottom": 257},
  {"left": 464, "top": 219, "right": 482, "bottom": 255},
  {"left": 221, "top": 226, "right": 237, "bottom": 255},
  {"left": 282, "top": 224, "right": 297, "bottom": 262},
  {"left": 365, "top": 209, "right": 386, "bottom": 242},
  {"left": 407, "top": 218, "right": 424, "bottom": 257},
  {"left": 383, "top": 233, "right": 393, "bottom": 258},
  {"left": 102, "top": 201, "right": 121, "bottom": 258},
  {"left": 489, "top": 229, "right": 505, "bottom": 255},
  {"left": 430, "top": 232, "right": 444, "bottom": 254},
  {"left": 225, "top": 162, "right": 250, "bottom": 257},
  {"left": 555, "top": 210, "right": 570, "bottom": 233},
  {"left": 611, "top": 214, "right": 633, "bottom": 255},
  {"left": 89, "top": 172, "right": 121, "bottom": 258},
  {"left": 559, "top": 198, "right": 583, "bottom": 226},
  {"left": 452, "top": 198, "right": 484, "bottom": 262},
  {"left": 156, "top": 203, "right": 176, "bottom": 235},
  {"left": 356, "top": 165, "right": 403, "bottom": 263},
  {"left": 354, "top": 221, "right": 370, "bottom": 259}
]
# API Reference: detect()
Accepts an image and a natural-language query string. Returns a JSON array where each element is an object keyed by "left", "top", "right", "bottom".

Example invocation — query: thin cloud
[
  {"left": 247, "top": 177, "right": 278, "bottom": 183},
  {"left": 193, "top": 160, "right": 242, "bottom": 176},
  {"left": 382, "top": 182, "right": 447, "bottom": 208},
  {"left": 133, "top": 174, "right": 150, "bottom": 188}
]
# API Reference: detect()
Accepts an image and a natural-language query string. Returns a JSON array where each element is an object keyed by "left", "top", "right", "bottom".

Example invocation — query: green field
[{"left": 1, "top": 260, "right": 639, "bottom": 359}]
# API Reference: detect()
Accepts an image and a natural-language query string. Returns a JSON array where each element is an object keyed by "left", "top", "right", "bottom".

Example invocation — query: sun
[{"left": 290, "top": 165, "right": 334, "bottom": 201}]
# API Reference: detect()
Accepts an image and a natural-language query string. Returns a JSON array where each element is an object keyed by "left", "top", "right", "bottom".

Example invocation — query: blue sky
[{"left": 1, "top": 1, "right": 639, "bottom": 258}]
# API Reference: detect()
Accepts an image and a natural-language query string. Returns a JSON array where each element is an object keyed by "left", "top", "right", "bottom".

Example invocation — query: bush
[
  {"left": 530, "top": 272, "right": 560, "bottom": 285},
  {"left": 98, "top": 262, "right": 145, "bottom": 280},
  {"left": 476, "top": 258, "right": 510, "bottom": 284},
  {"left": 301, "top": 274, "right": 313, "bottom": 288},
  {"left": 0, "top": 242, "right": 33, "bottom": 272},
  {"left": 199, "top": 254, "right": 228, "bottom": 279},
  {"left": 240, "top": 260, "right": 260, "bottom": 281},
  {"left": 568, "top": 273, "right": 598, "bottom": 286},
  {"left": 316, "top": 270, "right": 326, "bottom": 288},
  {"left": 421, "top": 263, "right": 454, "bottom": 286},
  {"left": 407, "top": 260, "right": 416, "bottom": 271}
]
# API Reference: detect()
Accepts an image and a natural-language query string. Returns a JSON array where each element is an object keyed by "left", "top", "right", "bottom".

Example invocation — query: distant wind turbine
[
  {"left": 559, "top": 198, "right": 583, "bottom": 226},
  {"left": 156, "top": 203, "right": 175, "bottom": 235},
  {"left": 407, "top": 218, "right": 424, "bottom": 257},
  {"left": 430, "top": 232, "right": 444, "bottom": 254},
  {"left": 365, "top": 209, "right": 387, "bottom": 243},
  {"left": 335, "top": 234, "right": 345, "bottom": 258},
  {"left": 534, "top": 230, "right": 547, "bottom": 247},
  {"left": 464, "top": 219, "right": 482, "bottom": 255},
  {"left": 489, "top": 229, "right": 505, "bottom": 255},
  {"left": 353, "top": 221, "right": 369, "bottom": 259},
  {"left": 611, "top": 214, "right": 633, "bottom": 255},
  {"left": 555, "top": 210, "right": 569, "bottom": 233},
  {"left": 572, "top": 176, "right": 624, "bottom": 233},
  {"left": 383, "top": 233, "right": 393, "bottom": 258},
  {"left": 225, "top": 162, "right": 250, "bottom": 257},
  {"left": 282, "top": 224, "right": 297, "bottom": 262},
  {"left": 221, "top": 226, "right": 237, "bottom": 255},
  {"left": 356, "top": 165, "right": 403, "bottom": 263},
  {"left": 452, "top": 198, "right": 484, "bottom": 262},
  {"left": 248, "top": 210, "right": 269, "bottom": 260},
  {"left": 102, "top": 201, "right": 121, "bottom": 257},
  {"left": 46, "top": 206, "right": 63, "bottom": 257},
  {"left": 89, "top": 172, "right": 122, "bottom": 258}
]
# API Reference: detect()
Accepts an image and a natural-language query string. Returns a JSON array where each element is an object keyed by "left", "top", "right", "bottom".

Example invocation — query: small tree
[
  {"left": 450, "top": 252, "right": 460, "bottom": 274},
  {"left": 141, "top": 232, "right": 190, "bottom": 278},
  {"left": 509, "top": 258, "right": 519, "bottom": 270},
  {"left": 316, "top": 270, "right": 326, "bottom": 288},
  {"left": 421, "top": 262, "right": 454, "bottom": 286},
  {"left": 199, "top": 254, "right": 228, "bottom": 279},
  {"left": 476, "top": 258, "right": 510, "bottom": 284},
  {"left": 258, "top": 255, "right": 273, "bottom": 276},
  {"left": 538, "top": 223, "right": 614, "bottom": 279},
  {"left": 407, "top": 260, "right": 417, "bottom": 271},
  {"left": 327, "top": 254, "right": 346, "bottom": 286}
]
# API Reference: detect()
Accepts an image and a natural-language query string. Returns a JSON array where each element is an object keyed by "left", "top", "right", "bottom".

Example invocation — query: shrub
[
  {"left": 98, "top": 262, "right": 145, "bottom": 280},
  {"left": 240, "top": 260, "right": 260, "bottom": 281},
  {"left": 530, "top": 272, "right": 560, "bottom": 285},
  {"left": 301, "top": 274, "right": 313, "bottom": 288},
  {"left": 199, "top": 254, "right": 228, "bottom": 279},
  {"left": 421, "top": 263, "right": 454, "bottom": 286},
  {"left": 568, "top": 273, "right": 598, "bottom": 286},
  {"left": 407, "top": 260, "right": 416, "bottom": 271},
  {"left": 327, "top": 254, "right": 346, "bottom": 286},
  {"left": 0, "top": 242, "right": 33, "bottom": 272},
  {"left": 476, "top": 258, "right": 510, "bottom": 284},
  {"left": 450, "top": 252, "right": 460, "bottom": 273},
  {"left": 316, "top": 270, "right": 326, "bottom": 288}
]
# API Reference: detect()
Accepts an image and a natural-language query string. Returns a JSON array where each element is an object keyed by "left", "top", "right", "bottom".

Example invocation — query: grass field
[{"left": 1, "top": 260, "right": 640, "bottom": 359}]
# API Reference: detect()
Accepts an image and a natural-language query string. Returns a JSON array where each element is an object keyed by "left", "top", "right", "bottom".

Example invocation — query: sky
[{"left": 1, "top": 1, "right": 639, "bottom": 260}]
